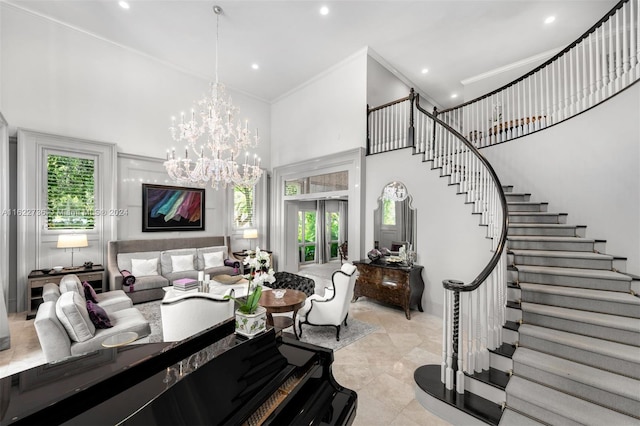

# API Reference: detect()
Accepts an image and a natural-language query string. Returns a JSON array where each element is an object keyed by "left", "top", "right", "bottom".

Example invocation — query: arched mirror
[{"left": 373, "top": 181, "right": 417, "bottom": 252}]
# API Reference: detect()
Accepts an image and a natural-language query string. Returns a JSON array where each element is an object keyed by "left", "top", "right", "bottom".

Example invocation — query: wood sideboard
[{"left": 352, "top": 260, "right": 424, "bottom": 320}]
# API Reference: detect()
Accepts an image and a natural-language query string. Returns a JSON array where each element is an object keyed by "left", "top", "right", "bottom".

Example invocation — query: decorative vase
[
  {"left": 234, "top": 305, "right": 267, "bottom": 338},
  {"left": 367, "top": 248, "right": 382, "bottom": 262}
]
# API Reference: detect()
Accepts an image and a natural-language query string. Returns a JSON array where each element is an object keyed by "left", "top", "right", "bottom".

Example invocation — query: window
[
  {"left": 285, "top": 171, "right": 348, "bottom": 196},
  {"left": 233, "top": 185, "right": 254, "bottom": 229},
  {"left": 382, "top": 198, "right": 396, "bottom": 226},
  {"left": 298, "top": 210, "right": 316, "bottom": 263},
  {"left": 327, "top": 211, "right": 340, "bottom": 258},
  {"left": 47, "top": 154, "right": 95, "bottom": 230}
]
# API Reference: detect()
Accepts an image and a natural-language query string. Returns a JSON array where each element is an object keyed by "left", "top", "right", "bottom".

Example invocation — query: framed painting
[{"left": 142, "top": 184, "right": 205, "bottom": 232}]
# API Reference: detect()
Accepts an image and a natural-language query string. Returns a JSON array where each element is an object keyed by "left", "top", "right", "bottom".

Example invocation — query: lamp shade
[
  {"left": 57, "top": 234, "right": 88, "bottom": 249},
  {"left": 243, "top": 229, "right": 258, "bottom": 239}
]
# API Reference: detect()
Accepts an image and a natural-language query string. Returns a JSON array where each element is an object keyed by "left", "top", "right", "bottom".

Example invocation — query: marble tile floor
[{"left": 2, "top": 262, "right": 452, "bottom": 425}]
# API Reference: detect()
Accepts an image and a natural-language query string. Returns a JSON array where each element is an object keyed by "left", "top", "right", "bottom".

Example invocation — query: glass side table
[{"left": 101, "top": 331, "right": 139, "bottom": 348}]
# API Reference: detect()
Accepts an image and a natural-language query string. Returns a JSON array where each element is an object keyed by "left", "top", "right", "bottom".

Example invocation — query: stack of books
[{"left": 173, "top": 278, "right": 199, "bottom": 292}]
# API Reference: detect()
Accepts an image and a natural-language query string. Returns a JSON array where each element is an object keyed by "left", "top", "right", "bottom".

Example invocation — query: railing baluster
[{"left": 623, "top": 2, "right": 630, "bottom": 86}]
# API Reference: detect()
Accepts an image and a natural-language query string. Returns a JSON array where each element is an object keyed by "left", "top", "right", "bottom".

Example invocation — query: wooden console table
[
  {"left": 352, "top": 260, "right": 424, "bottom": 320},
  {"left": 26, "top": 265, "right": 105, "bottom": 319}
]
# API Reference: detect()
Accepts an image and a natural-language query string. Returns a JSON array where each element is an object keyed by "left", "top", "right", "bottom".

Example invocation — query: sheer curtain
[
  {"left": 339, "top": 201, "right": 348, "bottom": 244},
  {"left": 316, "top": 200, "right": 327, "bottom": 263}
]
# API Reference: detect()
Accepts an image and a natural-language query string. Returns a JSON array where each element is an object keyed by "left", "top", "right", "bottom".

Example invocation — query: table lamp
[
  {"left": 57, "top": 234, "right": 88, "bottom": 267},
  {"left": 243, "top": 228, "right": 258, "bottom": 252}
]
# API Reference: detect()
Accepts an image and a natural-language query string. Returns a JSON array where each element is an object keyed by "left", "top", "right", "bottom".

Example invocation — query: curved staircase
[{"left": 502, "top": 185, "right": 639, "bottom": 424}]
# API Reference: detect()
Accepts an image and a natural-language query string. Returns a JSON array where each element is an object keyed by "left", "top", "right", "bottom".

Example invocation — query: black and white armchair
[{"left": 296, "top": 263, "right": 359, "bottom": 341}]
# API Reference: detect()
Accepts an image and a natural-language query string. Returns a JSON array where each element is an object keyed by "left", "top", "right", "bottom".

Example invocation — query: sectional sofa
[{"left": 107, "top": 236, "right": 241, "bottom": 304}]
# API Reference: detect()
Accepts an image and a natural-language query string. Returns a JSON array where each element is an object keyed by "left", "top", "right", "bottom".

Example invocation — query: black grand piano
[{"left": 0, "top": 320, "right": 357, "bottom": 425}]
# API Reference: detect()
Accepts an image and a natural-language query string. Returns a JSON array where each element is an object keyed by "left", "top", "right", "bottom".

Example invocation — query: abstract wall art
[{"left": 142, "top": 184, "right": 205, "bottom": 232}]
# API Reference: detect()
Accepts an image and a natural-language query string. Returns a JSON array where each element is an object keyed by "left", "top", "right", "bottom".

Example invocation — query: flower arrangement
[{"left": 226, "top": 247, "right": 275, "bottom": 314}]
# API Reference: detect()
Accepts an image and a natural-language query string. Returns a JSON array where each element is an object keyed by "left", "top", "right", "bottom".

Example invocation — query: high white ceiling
[{"left": 9, "top": 0, "right": 616, "bottom": 108}]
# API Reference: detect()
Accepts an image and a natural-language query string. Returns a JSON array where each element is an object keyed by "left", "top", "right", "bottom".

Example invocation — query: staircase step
[
  {"left": 498, "top": 408, "right": 544, "bottom": 426},
  {"left": 519, "top": 324, "right": 640, "bottom": 380},
  {"left": 520, "top": 282, "right": 640, "bottom": 318},
  {"left": 507, "top": 202, "right": 548, "bottom": 212},
  {"left": 415, "top": 364, "right": 503, "bottom": 426},
  {"left": 467, "top": 367, "right": 510, "bottom": 390},
  {"left": 508, "top": 212, "right": 567, "bottom": 224},
  {"left": 504, "top": 192, "right": 531, "bottom": 202},
  {"left": 490, "top": 343, "right": 516, "bottom": 358},
  {"left": 510, "top": 249, "right": 613, "bottom": 270},
  {"left": 505, "top": 375, "right": 638, "bottom": 425},
  {"left": 508, "top": 223, "right": 584, "bottom": 237},
  {"left": 521, "top": 302, "right": 640, "bottom": 346},
  {"left": 512, "top": 348, "right": 640, "bottom": 418},
  {"left": 515, "top": 265, "right": 632, "bottom": 292},
  {"left": 507, "top": 236, "right": 595, "bottom": 252}
]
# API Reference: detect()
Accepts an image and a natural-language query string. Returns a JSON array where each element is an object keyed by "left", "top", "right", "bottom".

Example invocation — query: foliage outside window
[
  {"left": 234, "top": 185, "right": 254, "bottom": 228},
  {"left": 327, "top": 212, "right": 340, "bottom": 258},
  {"left": 298, "top": 211, "right": 316, "bottom": 262},
  {"left": 382, "top": 198, "right": 396, "bottom": 226},
  {"left": 47, "top": 154, "right": 95, "bottom": 230}
]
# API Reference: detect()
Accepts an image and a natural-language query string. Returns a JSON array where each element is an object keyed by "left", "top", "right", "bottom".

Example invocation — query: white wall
[
  {"left": 0, "top": 4, "right": 271, "bottom": 168},
  {"left": 365, "top": 149, "right": 491, "bottom": 317},
  {"left": 367, "top": 57, "right": 411, "bottom": 107},
  {"left": 484, "top": 83, "right": 640, "bottom": 275},
  {"left": 271, "top": 49, "right": 368, "bottom": 168},
  {"left": 117, "top": 154, "right": 228, "bottom": 241}
]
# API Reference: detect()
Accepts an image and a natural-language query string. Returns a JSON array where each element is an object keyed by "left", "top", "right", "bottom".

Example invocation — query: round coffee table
[
  {"left": 258, "top": 289, "right": 306, "bottom": 339},
  {"left": 101, "top": 331, "right": 138, "bottom": 348}
]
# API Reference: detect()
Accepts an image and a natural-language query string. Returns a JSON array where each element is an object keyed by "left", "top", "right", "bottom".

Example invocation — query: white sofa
[
  {"left": 107, "top": 236, "right": 241, "bottom": 303},
  {"left": 34, "top": 275, "right": 150, "bottom": 363}
]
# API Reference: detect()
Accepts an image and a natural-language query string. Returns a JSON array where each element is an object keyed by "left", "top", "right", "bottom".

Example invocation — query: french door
[{"left": 298, "top": 210, "right": 316, "bottom": 264}]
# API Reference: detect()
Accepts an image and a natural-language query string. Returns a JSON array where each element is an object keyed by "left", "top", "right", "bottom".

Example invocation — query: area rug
[{"left": 135, "top": 300, "right": 378, "bottom": 351}]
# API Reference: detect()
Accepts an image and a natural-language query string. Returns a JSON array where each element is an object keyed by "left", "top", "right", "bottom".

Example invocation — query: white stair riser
[
  {"left": 507, "top": 306, "right": 522, "bottom": 322},
  {"left": 507, "top": 203, "right": 548, "bottom": 212},
  {"left": 505, "top": 194, "right": 531, "bottom": 202},
  {"left": 516, "top": 271, "right": 630, "bottom": 292},
  {"left": 521, "top": 291, "right": 640, "bottom": 318},
  {"left": 503, "top": 328, "right": 519, "bottom": 345},
  {"left": 508, "top": 226, "right": 577, "bottom": 237},
  {"left": 613, "top": 258, "right": 627, "bottom": 273},
  {"left": 594, "top": 241, "right": 607, "bottom": 253},
  {"left": 507, "top": 287, "right": 520, "bottom": 302},
  {"left": 522, "top": 311, "right": 640, "bottom": 346},
  {"left": 507, "top": 240, "right": 594, "bottom": 252},
  {"left": 513, "top": 254, "right": 612, "bottom": 270},
  {"left": 490, "top": 351, "right": 513, "bottom": 372},
  {"left": 464, "top": 375, "right": 506, "bottom": 406},
  {"left": 519, "top": 334, "right": 640, "bottom": 380},
  {"left": 513, "top": 362, "right": 640, "bottom": 418}
]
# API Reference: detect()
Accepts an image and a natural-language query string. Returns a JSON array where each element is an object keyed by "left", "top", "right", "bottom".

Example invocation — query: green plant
[{"left": 225, "top": 247, "right": 274, "bottom": 314}]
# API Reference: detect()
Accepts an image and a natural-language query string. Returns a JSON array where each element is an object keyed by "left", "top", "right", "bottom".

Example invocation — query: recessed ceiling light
[
  {"left": 251, "top": 63, "right": 259, "bottom": 70},
  {"left": 118, "top": 1, "right": 130, "bottom": 9},
  {"left": 451, "top": 93, "right": 458, "bottom": 99},
  {"left": 320, "top": 6, "right": 329, "bottom": 16},
  {"left": 544, "top": 16, "right": 556, "bottom": 24},
  {"left": 421, "top": 68, "right": 429, "bottom": 74}
]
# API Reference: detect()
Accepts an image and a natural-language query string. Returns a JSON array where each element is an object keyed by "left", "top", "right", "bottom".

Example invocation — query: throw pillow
[
  {"left": 171, "top": 254, "right": 194, "bottom": 273},
  {"left": 131, "top": 258, "right": 159, "bottom": 277},
  {"left": 203, "top": 251, "right": 224, "bottom": 268},
  {"left": 82, "top": 281, "right": 98, "bottom": 303},
  {"left": 86, "top": 300, "right": 113, "bottom": 329}
]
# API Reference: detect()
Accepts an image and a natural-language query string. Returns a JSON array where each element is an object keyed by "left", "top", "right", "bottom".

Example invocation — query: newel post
[
  {"left": 408, "top": 88, "right": 415, "bottom": 148},
  {"left": 366, "top": 103, "right": 371, "bottom": 155}
]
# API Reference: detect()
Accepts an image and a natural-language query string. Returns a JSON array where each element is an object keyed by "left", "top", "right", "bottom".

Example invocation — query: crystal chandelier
[
  {"left": 164, "top": 5, "right": 263, "bottom": 189},
  {"left": 383, "top": 181, "right": 408, "bottom": 202}
]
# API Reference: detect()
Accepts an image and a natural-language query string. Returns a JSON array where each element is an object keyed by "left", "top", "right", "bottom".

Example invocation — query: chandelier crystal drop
[
  {"left": 164, "top": 5, "right": 263, "bottom": 189},
  {"left": 383, "top": 181, "right": 408, "bottom": 202}
]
